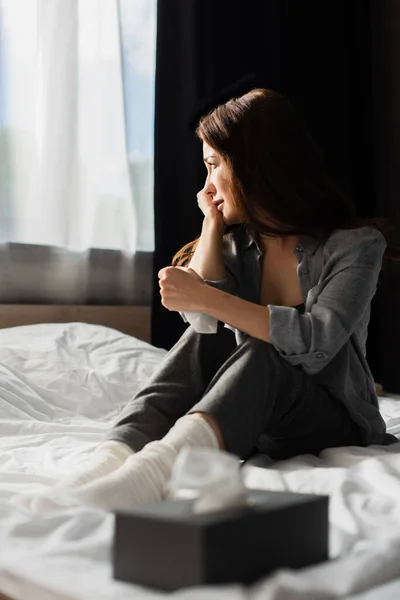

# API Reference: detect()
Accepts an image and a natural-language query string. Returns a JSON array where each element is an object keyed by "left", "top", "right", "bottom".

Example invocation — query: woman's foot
[
  {"left": 68, "top": 440, "right": 177, "bottom": 511},
  {"left": 16, "top": 414, "right": 220, "bottom": 514},
  {"left": 68, "top": 414, "right": 220, "bottom": 511},
  {"left": 13, "top": 440, "right": 134, "bottom": 514}
]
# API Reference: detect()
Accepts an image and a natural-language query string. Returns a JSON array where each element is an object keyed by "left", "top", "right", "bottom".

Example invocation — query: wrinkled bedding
[{"left": 0, "top": 322, "right": 399, "bottom": 600}]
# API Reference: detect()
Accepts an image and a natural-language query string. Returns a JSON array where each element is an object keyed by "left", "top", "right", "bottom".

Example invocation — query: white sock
[
  {"left": 14, "top": 440, "right": 134, "bottom": 514},
  {"left": 61, "top": 441, "right": 134, "bottom": 487},
  {"left": 63, "top": 414, "right": 220, "bottom": 512}
]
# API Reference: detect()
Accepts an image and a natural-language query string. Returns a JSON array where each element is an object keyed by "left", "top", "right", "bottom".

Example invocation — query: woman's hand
[
  {"left": 158, "top": 266, "right": 207, "bottom": 312},
  {"left": 196, "top": 189, "right": 225, "bottom": 234}
]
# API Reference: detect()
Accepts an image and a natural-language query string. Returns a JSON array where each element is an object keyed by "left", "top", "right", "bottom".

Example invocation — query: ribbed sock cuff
[{"left": 163, "top": 413, "right": 220, "bottom": 452}]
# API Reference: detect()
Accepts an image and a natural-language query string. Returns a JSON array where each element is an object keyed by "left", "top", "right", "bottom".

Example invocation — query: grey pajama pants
[{"left": 105, "top": 324, "right": 363, "bottom": 461}]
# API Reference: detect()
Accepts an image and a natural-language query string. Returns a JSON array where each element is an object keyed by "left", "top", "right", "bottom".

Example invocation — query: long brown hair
[{"left": 172, "top": 88, "right": 400, "bottom": 267}]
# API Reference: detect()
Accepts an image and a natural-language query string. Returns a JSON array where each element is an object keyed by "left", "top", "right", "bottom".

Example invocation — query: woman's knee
[{"left": 240, "top": 335, "right": 272, "bottom": 354}]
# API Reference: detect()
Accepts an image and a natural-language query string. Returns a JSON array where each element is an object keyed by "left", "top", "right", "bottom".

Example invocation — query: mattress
[{"left": 0, "top": 321, "right": 399, "bottom": 600}]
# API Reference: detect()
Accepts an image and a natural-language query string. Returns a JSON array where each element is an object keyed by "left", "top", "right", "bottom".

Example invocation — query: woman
[{"left": 21, "top": 88, "right": 400, "bottom": 514}]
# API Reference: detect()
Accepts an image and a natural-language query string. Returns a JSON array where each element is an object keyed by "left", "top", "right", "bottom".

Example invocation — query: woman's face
[{"left": 202, "top": 142, "right": 242, "bottom": 225}]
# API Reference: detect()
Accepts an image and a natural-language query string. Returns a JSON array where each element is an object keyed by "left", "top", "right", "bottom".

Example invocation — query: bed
[{"left": 0, "top": 317, "right": 400, "bottom": 600}]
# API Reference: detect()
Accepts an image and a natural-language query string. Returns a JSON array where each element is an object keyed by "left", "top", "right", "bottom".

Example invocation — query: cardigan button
[
  {"left": 295, "top": 246, "right": 304, "bottom": 253},
  {"left": 316, "top": 352, "right": 324, "bottom": 359}
]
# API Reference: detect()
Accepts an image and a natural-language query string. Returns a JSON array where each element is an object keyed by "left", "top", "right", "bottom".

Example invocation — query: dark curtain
[
  {"left": 152, "top": 0, "right": 395, "bottom": 391},
  {"left": 152, "top": 0, "right": 282, "bottom": 351},
  {"left": 369, "top": 0, "right": 400, "bottom": 395}
]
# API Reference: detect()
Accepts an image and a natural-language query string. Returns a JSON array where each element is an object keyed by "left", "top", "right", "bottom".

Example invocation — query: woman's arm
[
  {"left": 198, "top": 285, "right": 272, "bottom": 342},
  {"left": 160, "top": 264, "right": 260, "bottom": 335},
  {"left": 188, "top": 217, "right": 226, "bottom": 281},
  {"left": 197, "top": 228, "right": 386, "bottom": 375},
  {"left": 265, "top": 232, "right": 387, "bottom": 374},
  {"left": 178, "top": 216, "right": 238, "bottom": 332},
  {"left": 187, "top": 187, "right": 239, "bottom": 295}
]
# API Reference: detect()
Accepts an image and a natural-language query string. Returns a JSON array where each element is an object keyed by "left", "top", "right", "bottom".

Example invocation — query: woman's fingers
[
  {"left": 196, "top": 189, "right": 213, "bottom": 215},
  {"left": 196, "top": 189, "right": 223, "bottom": 225}
]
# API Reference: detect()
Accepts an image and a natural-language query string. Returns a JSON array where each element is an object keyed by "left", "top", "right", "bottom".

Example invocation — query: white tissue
[
  {"left": 182, "top": 312, "right": 218, "bottom": 334},
  {"left": 168, "top": 447, "right": 249, "bottom": 514}
]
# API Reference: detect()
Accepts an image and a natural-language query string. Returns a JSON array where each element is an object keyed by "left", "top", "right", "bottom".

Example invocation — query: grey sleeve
[
  {"left": 268, "top": 232, "right": 386, "bottom": 375},
  {"left": 202, "top": 276, "right": 237, "bottom": 294}
]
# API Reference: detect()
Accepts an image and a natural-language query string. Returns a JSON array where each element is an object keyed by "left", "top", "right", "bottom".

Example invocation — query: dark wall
[{"left": 152, "top": 0, "right": 397, "bottom": 390}]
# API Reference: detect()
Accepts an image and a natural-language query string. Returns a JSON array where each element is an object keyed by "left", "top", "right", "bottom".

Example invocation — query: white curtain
[
  {"left": 0, "top": 0, "right": 156, "bottom": 252},
  {"left": 0, "top": 0, "right": 156, "bottom": 304}
]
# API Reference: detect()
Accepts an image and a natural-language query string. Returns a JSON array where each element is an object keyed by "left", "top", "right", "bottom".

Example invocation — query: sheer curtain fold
[{"left": 3, "top": 0, "right": 136, "bottom": 252}]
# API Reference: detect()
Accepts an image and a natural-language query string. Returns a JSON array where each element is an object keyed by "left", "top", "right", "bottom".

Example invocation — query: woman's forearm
[
  {"left": 198, "top": 283, "right": 272, "bottom": 343},
  {"left": 188, "top": 218, "right": 227, "bottom": 281}
]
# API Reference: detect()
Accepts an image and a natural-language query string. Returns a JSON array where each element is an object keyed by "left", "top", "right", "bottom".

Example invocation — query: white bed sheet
[{"left": 0, "top": 322, "right": 399, "bottom": 600}]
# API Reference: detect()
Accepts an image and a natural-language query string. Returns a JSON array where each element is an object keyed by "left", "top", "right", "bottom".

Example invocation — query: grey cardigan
[{"left": 181, "top": 224, "right": 395, "bottom": 446}]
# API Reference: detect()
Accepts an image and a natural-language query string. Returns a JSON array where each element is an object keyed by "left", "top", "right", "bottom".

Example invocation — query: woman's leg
[
  {"left": 20, "top": 334, "right": 361, "bottom": 514},
  {"left": 189, "top": 336, "right": 363, "bottom": 461},
  {"left": 52, "top": 335, "right": 362, "bottom": 513},
  {"left": 14, "top": 325, "right": 237, "bottom": 514},
  {"left": 104, "top": 323, "right": 237, "bottom": 452}
]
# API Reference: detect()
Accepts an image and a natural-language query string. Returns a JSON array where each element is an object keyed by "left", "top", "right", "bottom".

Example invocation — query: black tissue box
[{"left": 113, "top": 489, "right": 329, "bottom": 591}]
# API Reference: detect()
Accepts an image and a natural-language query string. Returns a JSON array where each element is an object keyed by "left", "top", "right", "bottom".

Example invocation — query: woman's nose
[{"left": 204, "top": 180, "right": 216, "bottom": 196}]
